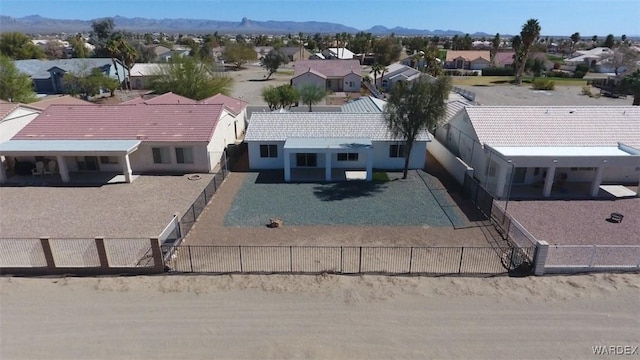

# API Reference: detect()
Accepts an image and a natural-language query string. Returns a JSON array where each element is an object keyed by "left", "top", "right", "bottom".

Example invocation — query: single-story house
[
  {"left": 291, "top": 60, "right": 362, "bottom": 93},
  {"left": 157, "top": 49, "right": 190, "bottom": 62},
  {"left": 0, "top": 93, "right": 248, "bottom": 184},
  {"left": 565, "top": 47, "right": 639, "bottom": 74},
  {"left": 279, "top": 47, "right": 313, "bottom": 62},
  {"left": 321, "top": 47, "right": 356, "bottom": 60},
  {"left": 494, "top": 52, "right": 515, "bottom": 67},
  {"left": 28, "top": 95, "right": 93, "bottom": 109},
  {"left": 244, "top": 112, "right": 429, "bottom": 182},
  {"left": 444, "top": 50, "right": 491, "bottom": 70},
  {"left": 129, "top": 63, "right": 166, "bottom": 90},
  {"left": 13, "top": 58, "right": 127, "bottom": 95},
  {"left": 372, "top": 63, "right": 421, "bottom": 91},
  {"left": 435, "top": 106, "right": 640, "bottom": 199}
]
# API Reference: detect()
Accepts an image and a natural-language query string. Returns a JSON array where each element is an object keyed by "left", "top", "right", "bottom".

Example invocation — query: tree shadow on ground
[
  {"left": 313, "top": 181, "right": 387, "bottom": 201},
  {"left": 248, "top": 78, "right": 270, "bottom": 82}
]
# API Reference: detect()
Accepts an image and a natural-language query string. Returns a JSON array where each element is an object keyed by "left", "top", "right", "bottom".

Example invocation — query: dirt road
[{"left": 1, "top": 274, "right": 638, "bottom": 359}]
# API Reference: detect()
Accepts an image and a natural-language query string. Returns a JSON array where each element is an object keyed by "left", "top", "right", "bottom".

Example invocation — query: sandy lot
[
  {"left": 1, "top": 274, "right": 638, "bottom": 360},
  {"left": 456, "top": 84, "right": 635, "bottom": 106},
  {"left": 227, "top": 64, "right": 293, "bottom": 105}
]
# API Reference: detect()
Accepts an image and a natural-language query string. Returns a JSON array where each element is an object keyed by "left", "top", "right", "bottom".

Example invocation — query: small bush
[
  {"left": 546, "top": 70, "right": 572, "bottom": 78},
  {"left": 481, "top": 67, "right": 515, "bottom": 76},
  {"left": 581, "top": 86, "right": 592, "bottom": 96},
  {"left": 532, "top": 78, "right": 555, "bottom": 90}
]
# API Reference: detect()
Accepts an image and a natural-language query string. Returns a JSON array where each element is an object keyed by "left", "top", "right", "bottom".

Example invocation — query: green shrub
[
  {"left": 481, "top": 67, "right": 515, "bottom": 76},
  {"left": 532, "top": 78, "right": 555, "bottom": 90},
  {"left": 574, "top": 63, "right": 590, "bottom": 78}
]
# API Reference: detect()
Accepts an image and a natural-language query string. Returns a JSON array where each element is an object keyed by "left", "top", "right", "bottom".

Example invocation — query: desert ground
[{"left": 1, "top": 274, "right": 638, "bottom": 360}]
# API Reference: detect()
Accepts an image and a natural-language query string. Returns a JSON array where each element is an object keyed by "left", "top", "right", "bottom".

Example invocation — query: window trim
[
  {"left": 152, "top": 147, "right": 170, "bottom": 164},
  {"left": 337, "top": 152, "right": 359, "bottom": 162},
  {"left": 175, "top": 146, "right": 194, "bottom": 164},
  {"left": 389, "top": 143, "right": 405, "bottom": 158}
]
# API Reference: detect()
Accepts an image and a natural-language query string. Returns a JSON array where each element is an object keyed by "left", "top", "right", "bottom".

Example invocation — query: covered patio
[
  {"left": 0, "top": 139, "right": 141, "bottom": 185},
  {"left": 283, "top": 137, "right": 374, "bottom": 182},
  {"left": 485, "top": 144, "right": 640, "bottom": 199}
]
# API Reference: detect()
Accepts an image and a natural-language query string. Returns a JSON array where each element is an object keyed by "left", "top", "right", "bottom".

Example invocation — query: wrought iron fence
[
  {"left": 163, "top": 245, "right": 535, "bottom": 275},
  {"left": 490, "top": 203, "right": 538, "bottom": 248},
  {"left": 463, "top": 173, "right": 494, "bottom": 218}
]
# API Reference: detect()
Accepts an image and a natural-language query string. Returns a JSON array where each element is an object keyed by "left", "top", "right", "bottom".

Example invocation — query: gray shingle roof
[
  {"left": 341, "top": 96, "right": 387, "bottom": 113},
  {"left": 465, "top": 106, "right": 640, "bottom": 149},
  {"left": 245, "top": 112, "right": 430, "bottom": 142},
  {"left": 14, "top": 58, "right": 116, "bottom": 79}
]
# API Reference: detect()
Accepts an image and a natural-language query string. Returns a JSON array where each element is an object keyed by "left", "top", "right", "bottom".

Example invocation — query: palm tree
[
  {"left": 371, "top": 63, "right": 385, "bottom": 88},
  {"left": 106, "top": 39, "right": 122, "bottom": 88},
  {"left": 298, "top": 85, "right": 326, "bottom": 112},
  {"left": 515, "top": 19, "right": 541, "bottom": 85}
]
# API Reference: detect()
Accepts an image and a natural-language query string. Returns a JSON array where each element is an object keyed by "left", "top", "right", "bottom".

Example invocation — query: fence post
[
  {"left": 533, "top": 240, "right": 549, "bottom": 276},
  {"left": 204, "top": 187, "right": 208, "bottom": 204},
  {"left": 40, "top": 237, "right": 56, "bottom": 269},
  {"left": 95, "top": 237, "right": 109, "bottom": 269},
  {"left": 458, "top": 247, "right": 465, "bottom": 273},
  {"left": 340, "top": 247, "right": 343, "bottom": 273},
  {"left": 358, "top": 247, "right": 363, "bottom": 273},
  {"left": 290, "top": 246, "right": 293, "bottom": 272},
  {"left": 149, "top": 238, "right": 164, "bottom": 272},
  {"left": 408, "top": 247, "right": 413, "bottom": 274},
  {"left": 213, "top": 176, "right": 217, "bottom": 192},
  {"left": 192, "top": 205, "right": 196, "bottom": 223},
  {"left": 238, "top": 246, "right": 243, "bottom": 272}
]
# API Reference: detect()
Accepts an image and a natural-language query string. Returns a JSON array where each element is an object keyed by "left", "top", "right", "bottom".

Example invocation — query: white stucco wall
[
  {"left": 291, "top": 72, "right": 326, "bottom": 91},
  {"left": 0, "top": 108, "right": 41, "bottom": 143},
  {"left": 248, "top": 141, "right": 284, "bottom": 169},
  {"left": 129, "top": 142, "right": 210, "bottom": 173},
  {"left": 372, "top": 141, "right": 427, "bottom": 169},
  {"left": 343, "top": 72, "right": 362, "bottom": 92},
  {"left": 207, "top": 110, "right": 243, "bottom": 169}
]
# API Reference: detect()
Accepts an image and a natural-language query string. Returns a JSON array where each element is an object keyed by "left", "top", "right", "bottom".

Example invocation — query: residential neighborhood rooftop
[
  {"left": 245, "top": 112, "right": 430, "bottom": 142},
  {"left": 13, "top": 58, "right": 118, "bottom": 79},
  {"left": 341, "top": 96, "right": 387, "bottom": 113},
  {"left": 201, "top": 93, "right": 248, "bottom": 115},
  {"left": 445, "top": 50, "right": 491, "bottom": 62},
  {"left": 464, "top": 106, "right": 640, "bottom": 148},
  {"left": 12, "top": 103, "right": 225, "bottom": 142},
  {"left": 293, "top": 59, "right": 361, "bottom": 78}
]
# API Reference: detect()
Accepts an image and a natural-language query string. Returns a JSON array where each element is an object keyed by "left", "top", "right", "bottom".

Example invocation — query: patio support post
[
  {"left": 590, "top": 166, "right": 605, "bottom": 197},
  {"left": 284, "top": 149, "right": 291, "bottom": 182},
  {"left": 366, "top": 148, "right": 373, "bottom": 181},
  {"left": 325, "top": 152, "right": 331, "bottom": 181},
  {"left": 543, "top": 166, "right": 556, "bottom": 197},
  {"left": 121, "top": 154, "right": 132, "bottom": 183},
  {"left": 495, "top": 163, "right": 509, "bottom": 198},
  {"left": 0, "top": 157, "right": 6, "bottom": 184},
  {"left": 56, "top": 155, "right": 70, "bottom": 183}
]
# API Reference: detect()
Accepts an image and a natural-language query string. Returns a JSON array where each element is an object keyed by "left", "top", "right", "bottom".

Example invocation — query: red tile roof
[
  {"left": 200, "top": 93, "right": 248, "bottom": 115},
  {"left": 120, "top": 92, "right": 197, "bottom": 105},
  {"left": 29, "top": 95, "right": 94, "bottom": 110},
  {"left": 0, "top": 102, "right": 19, "bottom": 121},
  {"left": 13, "top": 103, "right": 225, "bottom": 142},
  {"left": 293, "top": 60, "right": 361, "bottom": 78}
]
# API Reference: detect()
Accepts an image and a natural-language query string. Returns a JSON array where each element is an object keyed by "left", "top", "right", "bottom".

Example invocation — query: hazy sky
[{"left": 1, "top": 0, "right": 639, "bottom": 36}]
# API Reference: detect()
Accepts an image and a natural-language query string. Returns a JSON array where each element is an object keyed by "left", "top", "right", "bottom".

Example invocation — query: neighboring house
[
  {"left": 279, "top": 47, "right": 313, "bottom": 62},
  {"left": 32, "top": 39, "right": 73, "bottom": 58},
  {"left": 29, "top": 95, "right": 93, "bottom": 109},
  {"left": 435, "top": 106, "right": 640, "bottom": 199},
  {"left": 157, "top": 49, "right": 190, "bottom": 62},
  {"left": 494, "top": 52, "right": 515, "bottom": 67},
  {"left": 341, "top": 96, "right": 387, "bottom": 113},
  {"left": 0, "top": 101, "right": 42, "bottom": 177},
  {"left": 444, "top": 50, "right": 491, "bottom": 70},
  {"left": 13, "top": 58, "right": 127, "bottom": 95},
  {"left": 244, "top": 112, "right": 430, "bottom": 182},
  {"left": 129, "top": 63, "right": 166, "bottom": 89},
  {"left": 291, "top": 60, "right": 362, "bottom": 93},
  {"left": 565, "top": 47, "right": 617, "bottom": 73},
  {"left": 372, "top": 63, "right": 421, "bottom": 91},
  {"left": 0, "top": 93, "right": 248, "bottom": 184},
  {"left": 255, "top": 46, "right": 275, "bottom": 60},
  {"left": 322, "top": 48, "right": 356, "bottom": 60}
]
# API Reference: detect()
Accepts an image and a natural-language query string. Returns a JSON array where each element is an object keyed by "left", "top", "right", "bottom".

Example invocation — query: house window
[
  {"left": 337, "top": 153, "right": 358, "bottom": 161},
  {"left": 389, "top": 144, "right": 405, "bottom": 158},
  {"left": 175, "top": 147, "right": 194, "bottom": 164},
  {"left": 296, "top": 153, "right": 317, "bottom": 167},
  {"left": 259, "top": 144, "right": 278, "bottom": 158},
  {"left": 152, "top": 147, "right": 170, "bottom": 164},
  {"left": 100, "top": 156, "right": 118, "bottom": 164}
]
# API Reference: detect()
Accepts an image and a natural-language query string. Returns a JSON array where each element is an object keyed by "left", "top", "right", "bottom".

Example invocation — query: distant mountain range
[{"left": 0, "top": 15, "right": 493, "bottom": 37}]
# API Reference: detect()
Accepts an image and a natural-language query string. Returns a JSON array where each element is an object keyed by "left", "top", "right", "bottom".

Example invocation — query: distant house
[
  {"left": 279, "top": 47, "right": 313, "bottom": 62},
  {"left": 444, "top": 50, "right": 491, "bottom": 70},
  {"left": 494, "top": 52, "right": 515, "bottom": 67},
  {"left": 157, "top": 49, "right": 190, "bottom": 62},
  {"left": 0, "top": 93, "right": 248, "bottom": 184},
  {"left": 321, "top": 48, "right": 356, "bottom": 60},
  {"left": 291, "top": 60, "right": 362, "bottom": 93},
  {"left": 372, "top": 63, "right": 422, "bottom": 91},
  {"left": 13, "top": 58, "right": 127, "bottom": 95},
  {"left": 129, "top": 63, "right": 166, "bottom": 90},
  {"left": 435, "top": 106, "right": 640, "bottom": 199},
  {"left": 565, "top": 47, "right": 622, "bottom": 73},
  {"left": 244, "top": 112, "right": 430, "bottom": 182},
  {"left": 29, "top": 95, "right": 93, "bottom": 109}
]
